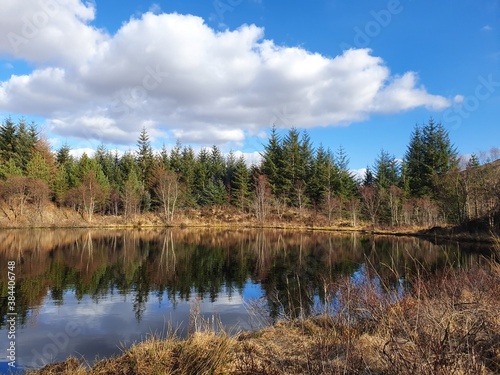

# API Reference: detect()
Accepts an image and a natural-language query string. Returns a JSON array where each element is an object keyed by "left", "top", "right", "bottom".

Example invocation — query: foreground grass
[{"left": 28, "top": 263, "right": 500, "bottom": 375}]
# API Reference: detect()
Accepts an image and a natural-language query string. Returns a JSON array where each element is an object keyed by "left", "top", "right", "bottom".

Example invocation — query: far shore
[{"left": 0, "top": 206, "right": 497, "bottom": 245}]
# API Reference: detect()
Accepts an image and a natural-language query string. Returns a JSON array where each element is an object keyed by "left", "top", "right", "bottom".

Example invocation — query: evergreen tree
[
  {"left": 307, "top": 144, "right": 331, "bottom": 206},
  {"left": 231, "top": 155, "right": 250, "bottom": 209},
  {"left": 179, "top": 146, "right": 196, "bottom": 205},
  {"left": 335, "top": 146, "right": 358, "bottom": 199},
  {"left": 300, "top": 130, "right": 314, "bottom": 187},
  {"left": 194, "top": 148, "right": 211, "bottom": 205},
  {"left": 16, "top": 120, "right": 38, "bottom": 171},
  {"left": 281, "top": 128, "right": 301, "bottom": 198},
  {"left": 404, "top": 125, "right": 425, "bottom": 195},
  {"left": 405, "top": 119, "right": 457, "bottom": 197},
  {"left": 0, "top": 158, "right": 23, "bottom": 179},
  {"left": 0, "top": 118, "right": 19, "bottom": 165},
  {"left": 373, "top": 150, "right": 400, "bottom": 189},
  {"left": 55, "top": 144, "right": 77, "bottom": 193},
  {"left": 225, "top": 150, "right": 237, "bottom": 191},
  {"left": 363, "top": 167, "right": 374, "bottom": 187},
  {"left": 136, "top": 127, "right": 154, "bottom": 184},
  {"left": 261, "top": 126, "right": 282, "bottom": 196},
  {"left": 56, "top": 144, "right": 72, "bottom": 166},
  {"left": 467, "top": 154, "right": 480, "bottom": 169},
  {"left": 169, "top": 141, "right": 183, "bottom": 174},
  {"left": 26, "top": 152, "right": 51, "bottom": 184},
  {"left": 159, "top": 144, "right": 170, "bottom": 170},
  {"left": 209, "top": 145, "right": 226, "bottom": 183}
]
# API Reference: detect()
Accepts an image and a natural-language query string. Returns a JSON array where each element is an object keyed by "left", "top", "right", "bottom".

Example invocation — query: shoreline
[{"left": 0, "top": 219, "right": 496, "bottom": 245}]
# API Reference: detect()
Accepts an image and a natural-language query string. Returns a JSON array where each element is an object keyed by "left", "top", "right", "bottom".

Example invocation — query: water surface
[{"left": 0, "top": 228, "right": 492, "bottom": 371}]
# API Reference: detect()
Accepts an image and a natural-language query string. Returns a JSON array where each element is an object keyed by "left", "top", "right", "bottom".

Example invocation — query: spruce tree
[
  {"left": 405, "top": 125, "right": 425, "bottom": 195},
  {"left": 16, "top": 120, "right": 38, "bottom": 171},
  {"left": 405, "top": 119, "right": 457, "bottom": 197},
  {"left": 335, "top": 146, "right": 358, "bottom": 199},
  {"left": 0, "top": 118, "right": 19, "bottom": 165},
  {"left": 363, "top": 167, "right": 374, "bottom": 187},
  {"left": 26, "top": 152, "right": 51, "bottom": 184},
  {"left": 261, "top": 126, "right": 282, "bottom": 196},
  {"left": 307, "top": 143, "right": 330, "bottom": 206},
  {"left": 136, "top": 127, "right": 154, "bottom": 185},
  {"left": 231, "top": 155, "right": 250, "bottom": 209},
  {"left": 169, "top": 140, "right": 183, "bottom": 173},
  {"left": 180, "top": 146, "right": 196, "bottom": 205},
  {"left": 374, "top": 149, "right": 400, "bottom": 189}
]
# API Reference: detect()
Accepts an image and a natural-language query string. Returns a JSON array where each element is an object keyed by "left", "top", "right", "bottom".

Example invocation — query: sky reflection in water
[{"left": 0, "top": 229, "right": 492, "bottom": 371}]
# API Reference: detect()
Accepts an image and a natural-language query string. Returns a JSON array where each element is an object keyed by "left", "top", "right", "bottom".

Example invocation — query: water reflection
[{"left": 0, "top": 229, "right": 493, "bottom": 370}]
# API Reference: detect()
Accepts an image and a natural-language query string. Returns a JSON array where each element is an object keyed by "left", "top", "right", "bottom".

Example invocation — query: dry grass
[{"left": 28, "top": 262, "right": 500, "bottom": 375}]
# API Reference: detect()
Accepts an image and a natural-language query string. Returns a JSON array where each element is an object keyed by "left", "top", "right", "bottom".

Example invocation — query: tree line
[{"left": 0, "top": 117, "right": 498, "bottom": 229}]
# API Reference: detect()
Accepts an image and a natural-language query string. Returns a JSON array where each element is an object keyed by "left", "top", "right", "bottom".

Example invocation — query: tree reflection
[{"left": 0, "top": 229, "right": 493, "bottom": 327}]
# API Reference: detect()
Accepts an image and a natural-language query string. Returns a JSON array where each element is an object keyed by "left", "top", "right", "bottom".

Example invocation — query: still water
[{"left": 0, "top": 228, "right": 493, "bottom": 371}]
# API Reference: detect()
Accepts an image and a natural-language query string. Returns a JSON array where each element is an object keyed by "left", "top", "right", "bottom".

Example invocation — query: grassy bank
[
  {"left": 1, "top": 203, "right": 497, "bottom": 245},
  {"left": 28, "top": 260, "right": 500, "bottom": 375}
]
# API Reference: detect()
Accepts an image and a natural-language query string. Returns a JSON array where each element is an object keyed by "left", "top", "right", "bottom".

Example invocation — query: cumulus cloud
[
  {"left": 0, "top": 2, "right": 451, "bottom": 148},
  {"left": 351, "top": 168, "right": 367, "bottom": 182}
]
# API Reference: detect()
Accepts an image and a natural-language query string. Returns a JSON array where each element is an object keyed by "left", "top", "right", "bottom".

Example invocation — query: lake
[{"left": 0, "top": 228, "right": 493, "bottom": 372}]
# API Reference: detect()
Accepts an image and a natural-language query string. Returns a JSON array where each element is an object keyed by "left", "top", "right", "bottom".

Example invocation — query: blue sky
[{"left": 0, "top": 0, "right": 498, "bottom": 172}]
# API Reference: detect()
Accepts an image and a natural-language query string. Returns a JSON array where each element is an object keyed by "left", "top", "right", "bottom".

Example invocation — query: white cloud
[
  {"left": 0, "top": 4, "right": 451, "bottom": 148},
  {"left": 0, "top": 0, "right": 105, "bottom": 65},
  {"left": 351, "top": 168, "right": 366, "bottom": 182},
  {"left": 482, "top": 25, "right": 493, "bottom": 32},
  {"left": 69, "top": 147, "right": 95, "bottom": 158},
  {"left": 233, "top": 150, "right": 263, "bottom": 166},
  {"left": 454, "top": 95, "right": 464, "bottom": 104}
]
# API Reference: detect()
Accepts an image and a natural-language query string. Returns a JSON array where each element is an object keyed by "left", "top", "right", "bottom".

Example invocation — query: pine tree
[
  {"left": 335, "top": 146, "right": 358, "bottom": 199},
  {"left": 119, "top": 151, "right": 138, "bottom": 181},
  {"left": 194, "top": 148, "right": 211, "bottom": 205},
  {"left": 209, "top": 145, "right": 226, "bottom": 183},
  {"left": 26, "top": 151, "right": 51, "bottom": 184},
  {"left": 56, "top": 144, "right": 72, "bottom": 166},
  {"left": 0, "top": 118, "right": 19, "bottom": 166},
  {"left": 363, "top": 167, "right": 374, "bottom": 187},
  {"left": 16, "top": 120, "right": 38, "bottom": 171},
  {"left": 405, "top": 124, "right": 425, "bottom": 195},
  {"left": 374, "top": 150, "right": 400, "bottom": 189},
  {"left": 136, "top": 127, "right": 154, "bottom": 185},
  {"left": 300, "top": 130, "right": 314, "bottom": 186},
  {"left": 0, "top": 158, "right": 23, "bottom": 179},
  {"left": 405, "top": 119, "right": 457, "bottom": 197},
  {"left": 231, "top": 155, "right": 250, "bottom": 209},
  {"left": 55, "top": 144, "right": 76, "bottom": 194},
  {"left": 169, "top": 141, "right": 183, "bottom": 174},
  {"left": 307, "top": 143, "right": 330, "bottom": 206},
  {"left": 179, "top": 146, "right": 196, "bottom": 205},
  {"left": 281, "top": 127, "right": 310, "bottom": 206},
  {"left": 261, "top": 126, "right": 282, "bottom": 196},
  {"left": 467, "top": 154, "right": 480, "bottom": 169},
  {"left": 159, "top": 144, "right": 170, "bottom": 170}
]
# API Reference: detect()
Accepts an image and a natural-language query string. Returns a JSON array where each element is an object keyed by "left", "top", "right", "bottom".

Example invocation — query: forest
[{"left": 0, "top": 117, "right": 498, "bottom": 231}]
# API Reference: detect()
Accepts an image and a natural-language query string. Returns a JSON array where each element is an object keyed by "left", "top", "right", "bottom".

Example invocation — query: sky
[{"left": 0, "top": 0, "right": 498, "bottom": 173}]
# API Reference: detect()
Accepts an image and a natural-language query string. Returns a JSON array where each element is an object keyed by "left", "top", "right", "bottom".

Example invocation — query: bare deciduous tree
[
  {"left": 254, "top": 175, "right": 272, "bottom": 223},
  {"left": 360, "top": 186, "right": 381, "bottom": 227},
  {"left": 0, "top": 176, "right": 30, "bottom": 221},
  {"left": 388, "top": 185, "right": 403, "bottom": 227},
  {"left": 323, "top": 189, "right": 342, "bottom": 225},
  {"left": 151, "top": 166, "right": 181, "bottom": 223}
]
